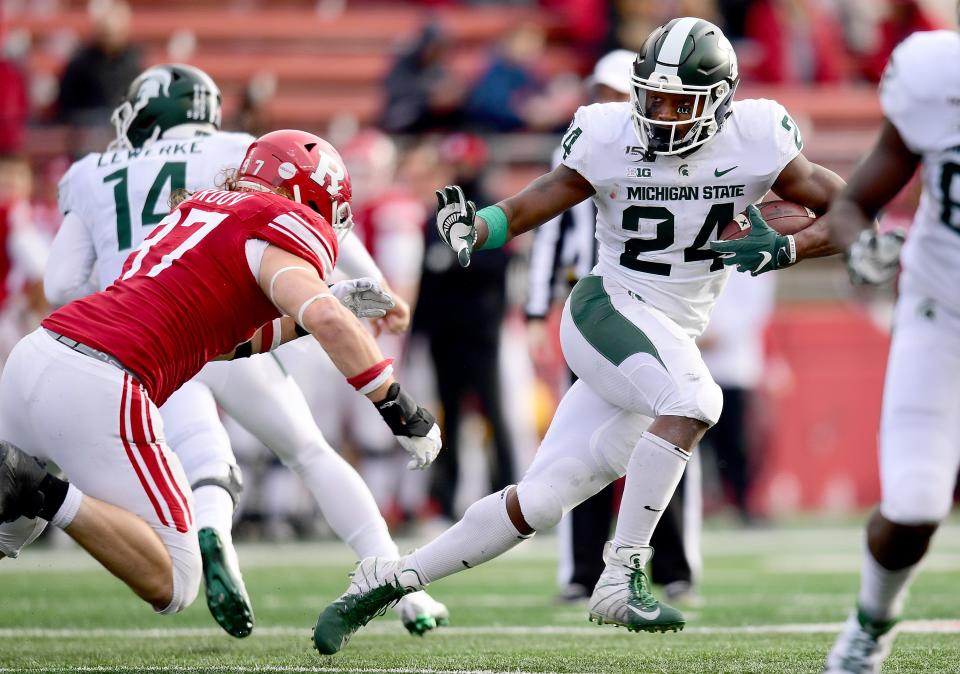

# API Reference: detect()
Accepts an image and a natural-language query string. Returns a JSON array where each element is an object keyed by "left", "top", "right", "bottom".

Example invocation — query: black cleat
[{"left": 0, "top": 441, "right": 48, "bottom": 523}]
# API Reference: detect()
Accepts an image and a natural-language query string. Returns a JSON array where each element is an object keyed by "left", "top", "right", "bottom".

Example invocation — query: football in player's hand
[{"left": 720, "top": 200, "right": 817, "bottom": 240}]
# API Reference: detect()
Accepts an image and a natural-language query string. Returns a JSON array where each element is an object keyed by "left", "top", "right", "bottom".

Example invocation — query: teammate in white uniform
[
  {"left": 820, "top": 28, "right": 960, "bottom": 674},
  {"left": 312, "top": 17, "right": 844, "bottom": 654},
  {"left": 21, "top": 64, "right": 448, "bottom": 638}
]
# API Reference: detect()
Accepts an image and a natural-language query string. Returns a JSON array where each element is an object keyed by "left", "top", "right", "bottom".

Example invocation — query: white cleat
[
  {"left": 823, "top": 610, "right": 897, "bottom": 674},
  {"left": 396, "top": 590, "right": 450, "bottom": 635},
  {"left": 587, "top": 542, "right": 685, "bottom": 633}
]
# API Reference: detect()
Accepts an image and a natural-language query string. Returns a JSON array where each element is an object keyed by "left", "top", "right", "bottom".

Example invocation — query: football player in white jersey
[
  {"left": 7, "top": 64, "right": 448, "bottom": 638},
  {"left": 819, "top": 27, "right": 960, "bottom": 674},
  {"left": 312, "top": 17, "right": 844, "bottom": 654}
]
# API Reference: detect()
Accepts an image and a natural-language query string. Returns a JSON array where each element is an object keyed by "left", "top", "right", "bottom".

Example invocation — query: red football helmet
[{"left": 236, "top": 129, "right": 353, "bottom": 238}]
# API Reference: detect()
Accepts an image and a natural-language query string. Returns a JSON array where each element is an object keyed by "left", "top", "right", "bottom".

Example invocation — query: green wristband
[{"left": 477, "top": 205, "right": 508, "bottom": 250}]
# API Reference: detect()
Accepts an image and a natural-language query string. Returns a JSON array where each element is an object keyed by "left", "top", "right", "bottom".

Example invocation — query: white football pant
[{"left": 0, "top": 329, "right": 200, "bottom": 613}]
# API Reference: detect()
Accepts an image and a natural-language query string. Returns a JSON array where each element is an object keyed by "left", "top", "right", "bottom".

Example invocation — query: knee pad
[
  {"left": 881, "top": 464, "right": 954, "bottom": 524},
  {"left": 191, "top": 463, "right": 244, "bottom": 510},
  {"left": 156, "top": 533, "right": 202, "bottom": 615},
  {"left": 516, "top": 479, "right": 565, "bottom": 531},
  {"left": 658, "top": 375, "right": 723, "bottom": 427}
]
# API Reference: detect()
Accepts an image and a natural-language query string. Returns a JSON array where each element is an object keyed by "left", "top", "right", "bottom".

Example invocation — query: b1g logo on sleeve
[{"left": 311, "top": 151, "right": 346, "bottom": 196}]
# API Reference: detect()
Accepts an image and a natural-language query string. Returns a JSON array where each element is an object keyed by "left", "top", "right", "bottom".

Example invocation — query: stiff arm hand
[{"left": 435, "top": 185, "right": 477, "bottom": 267}]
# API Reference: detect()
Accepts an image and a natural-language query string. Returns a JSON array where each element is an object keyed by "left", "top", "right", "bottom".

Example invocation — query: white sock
[
  {"left": 295, "top": 442, "right": 398, "bottom": 559},
  {"left": 193, "top": 485, "right": 235, "bottom": 544},
  {"left": 406, "top": 488, "right": 531, "bottom": 585},
  {"left": 51, "top": 484, "right": 83, "bottom": 529},
  {"left": 611, "top": 431, "right": 690, "bottom": 550},
  {"left": 858, "top": 547, "right": 919, "bottom": 621}
]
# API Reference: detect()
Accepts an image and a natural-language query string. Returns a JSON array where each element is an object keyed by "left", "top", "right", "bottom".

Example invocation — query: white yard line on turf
[
  {"left": 1, "top": 620, "right": 959, "bottom": 640},
  {"left": 0, "top": 669, "right": 594, "bottom": 674}
]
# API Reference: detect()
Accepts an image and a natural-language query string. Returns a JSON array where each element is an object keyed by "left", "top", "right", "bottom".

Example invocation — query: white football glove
[
  {"left": 330, "top": 277, "right": 396, "bottom": 318},
  {"left": 396, "top": 425, "right": 442, "bottom": 471},
  {"left": 847, "top": 229, "right": 906, "bottom": 285},
  {"left": 435, "top": 185, "right": 477, "bottom": 267},
  {"left": 374, "top": 383, "right": 443, "bottom": 470}
]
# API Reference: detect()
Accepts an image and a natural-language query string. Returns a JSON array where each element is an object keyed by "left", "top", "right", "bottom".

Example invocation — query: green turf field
[{"left": 1, "top": 520, "right": 958, "bottom": 673}]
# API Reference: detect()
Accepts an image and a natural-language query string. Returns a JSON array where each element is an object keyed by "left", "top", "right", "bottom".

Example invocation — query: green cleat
[
  {"left": 588, "top": 542, "right": 686, "bottom": 634},
  {"left": 313, "top": 557, "right": 422, "bottom": 654},
  {"left": 199, "top": 527, "right": 254, "bottom": 639},
  {"left": 396, "top": 590, "right": 450, "bottom": 636},
  {"left": 822, "top": 608, "right": 897, "bottom": 673}
]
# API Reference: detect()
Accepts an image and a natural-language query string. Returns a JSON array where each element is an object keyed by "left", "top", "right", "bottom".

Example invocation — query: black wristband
[{"left": 374, "top": 383, "right": 436, "bottom": 438}]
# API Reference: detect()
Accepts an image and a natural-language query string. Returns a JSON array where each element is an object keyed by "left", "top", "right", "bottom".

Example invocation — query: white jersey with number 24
[{"left": 560, "top": 99, "right": 801, "bottom": 336}]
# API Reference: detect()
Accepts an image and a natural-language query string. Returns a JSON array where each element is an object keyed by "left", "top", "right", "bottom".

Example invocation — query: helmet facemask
[
  {"left": 309, "top": 198, "right": 354, "bottom": 243},
  {"left": 630, "top": 72, "right": 732, "bottom": 156}
]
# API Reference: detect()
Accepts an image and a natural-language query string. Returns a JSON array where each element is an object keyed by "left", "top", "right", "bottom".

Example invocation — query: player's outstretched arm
[
  {"left": 820, "top": 120, "right": 920, "bottom": 249},
  {"left": 819, "top": 119, "right": 920, "bottom": 285},
  {"left": 259, "top": 245, "right": 392, "bottom": 392},
  {"left": 436, "top": 164, "right": 594, "bottom": 266},
  {"left": 219, "top": 277, "right": 395, "bottom": 360},
  {"left": 770, "top": 152, "right": 847, "bottom": 260},
  {"left": 258, "top": 244, "right": 441, "bottom": 469}
]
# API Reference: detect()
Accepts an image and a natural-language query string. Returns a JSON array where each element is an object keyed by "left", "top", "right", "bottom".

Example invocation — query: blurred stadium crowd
[{"left": 0, "top": 0, "right": 955, "bottom": 544}]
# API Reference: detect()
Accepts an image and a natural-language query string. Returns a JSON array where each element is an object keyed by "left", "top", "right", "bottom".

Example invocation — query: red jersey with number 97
[{"left": 43, "top": 189, "right": 338, "bottom": 405}]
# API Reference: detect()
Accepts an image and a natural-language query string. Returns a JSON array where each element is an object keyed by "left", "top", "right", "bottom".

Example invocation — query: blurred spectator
[
  {"left": 601, "top": 1, "right": 724, "bottom": 52},
  {"left": 0, "top": 58, "right": 29, "bottom": 154},
  {"left": 56, "top": 0, "right": 142, "bottom": 127},
  {"left": 0, "top": 155, "right": 50, "bottom": 361},
  {"left": 413, "top": 133, "right": 516, "bottom": 522},
  {"left": 697, "top": 269, "right": 776, "bottom": 523},
  {"left": 600, "top": 0, "right": 666, "bottom": 53},
  {"left": 857, "top": 0, "right": 942, "bottom": 82},
  {"left": 465, "top": 22, "right": 579, "bottom": 132},
  {"left": 540, "top": 0, "right": 609, "bottom": 56},
  {"left": 379, "top": 23, "right": 464, "bottom": 134},
  {"left": 742, "top": 0, "right": 849, "bottom": 83},
  {"left": 236, "top": 73, "right": 278, "bottom": 137},
  {"left": 717, "top": 0, "right": 754, "bottom": 38}
]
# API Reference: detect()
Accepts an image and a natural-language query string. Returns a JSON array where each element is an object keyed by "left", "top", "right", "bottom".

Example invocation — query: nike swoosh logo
[
  {"left": 643, "top": 505, "right": 663, "bottom": 512},
  {"left": 628, "top": 604, "right": 661, "bottom": 620},
  {"left": 755, "top": 251, "right": 773, "bottom": 272},
  {"left": 714, "top": 166, "right": 737, "bottom": 177}
]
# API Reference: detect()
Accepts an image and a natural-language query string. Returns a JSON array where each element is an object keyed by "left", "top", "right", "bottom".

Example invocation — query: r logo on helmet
[{"left": 311, "top": 151, "right": 346, "bottom": 197}]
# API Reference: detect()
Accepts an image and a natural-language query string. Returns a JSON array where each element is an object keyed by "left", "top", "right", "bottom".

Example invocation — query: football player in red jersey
[{"left": 0, "top": 129, "right": 441, "bottom": 616}]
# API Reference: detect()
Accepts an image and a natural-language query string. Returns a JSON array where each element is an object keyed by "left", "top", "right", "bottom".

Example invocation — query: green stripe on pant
[{"left": 569, "top": 276, "right": 665, "bottom": 368}]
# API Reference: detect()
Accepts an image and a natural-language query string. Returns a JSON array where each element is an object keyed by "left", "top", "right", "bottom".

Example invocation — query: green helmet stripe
[{"left": 654, "top": 16, "right": 701, "bottom": 76}]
